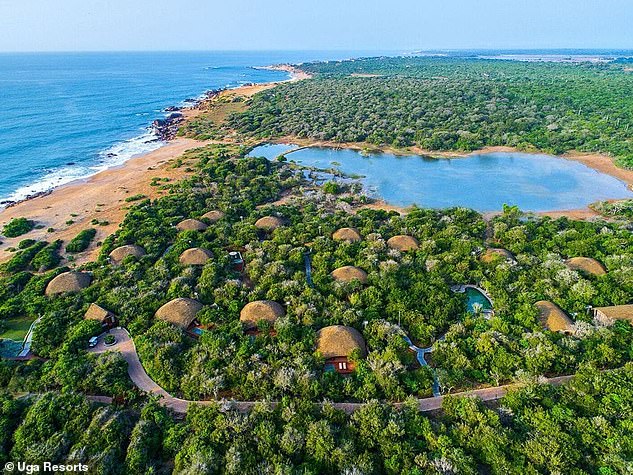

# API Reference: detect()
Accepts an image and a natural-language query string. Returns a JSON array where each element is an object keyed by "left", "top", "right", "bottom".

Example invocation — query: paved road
[
  {"left": 89, "top": 328, "right": 575, "bottom": 415},
  {"left": 89, "top": 328, "right": 193, "bottom": 413}
]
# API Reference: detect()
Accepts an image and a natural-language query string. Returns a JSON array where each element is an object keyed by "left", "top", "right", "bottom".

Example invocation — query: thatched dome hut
[
  {"left": 565, "top": 257, "right": 607, "bottom": 276},
  {"left": 387, "top": 235, "right": 419, "bottom": 251},
  {"left": 332, "top": 227, "right": 362, "bottom": 243},
  {"left": 592, "top": 305, "right": 633, "bottom": 323},
  {"left": 45, "top": 271, "right": 92, "bottom": 296},
  {"left": 254, "top": 216, "right": 284, "bottom": 231},
  {"left": 331, "top": 266, "right": 368, "bottom": 284},
  {"left": 155, "top": 298, "right": 203, "bottom": 329},
  {"left": 535, "top": 300, "right": 574, "bottom": 333},
  {"left": 176, "top": 219, "right": 208, "bottom": 232},
  {"left": 240, "top": 300, "right": 285, "bottom": 328},
  {"left": 481, "top": 248, "right": 516, "bottom": 264},
  {"left": 201, "top": 210, "right": 224, "bottom": 223},
  {"left": 316, "top": 325, "right": 366, "bottom": 359},
  {"left": 84, "top": 303, "right": 112, "bottom": 322},
  {"left": 109, "top": 244, "right": 146, "bottom": 264},
  {"left": 179, "top": 248, "right": 213, "bottom": 266}
]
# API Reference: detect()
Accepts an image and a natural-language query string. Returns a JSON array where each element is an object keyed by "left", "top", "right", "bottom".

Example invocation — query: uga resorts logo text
[{"left": 4, "top": 462, "right": 88, "bottom": 474}]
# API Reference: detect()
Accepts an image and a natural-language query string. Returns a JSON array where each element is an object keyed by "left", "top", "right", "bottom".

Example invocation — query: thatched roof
[
  {"left": 240, "top": 300, "right": 285, "bottom": 328},
  {"left": 535, "top": 300, "right": 574, "bottom": 333},
  {"left": 332, "top": 227, "right": 362, "bottom": 243},
  {"left": 593, "top": 305, "right": 633, "bottom": 322},
  {"left": 201, "top": 210, "right": 224, "bottom": 223},
  {"left": 85, "top": 303, "right": 112, "bottom": 322},
  {"left": 331, "top": 266, "right": 368, "bottom": 284},
  {"left": 179, "top": 248, "right": 213, "bottom": 266},
  {"left": 176, "top": 219, "right": 208, "bottom": 232},
  {"left": 255, "top": 216, "right": 284, "bottom": 231},
  {"left": 155, "top": 298, "right": 203, "bottom": 329},
  {"left": 387, "top": 235, "right": 420, "bottom": 251},
  {"left": 316, "top": 325, "right": 366, "bottom": 359},
  {"left": 565, "top": 257, "right": 607, "bottom": 276},
  {"left": 45, "top": 271, "right": 92, "bottom": 296},
  {"left": 109, "top": 244, "right": 146, "bottom": 264},
  {"left": 481, "top": 248, "right": 516, "bottom": 263}
]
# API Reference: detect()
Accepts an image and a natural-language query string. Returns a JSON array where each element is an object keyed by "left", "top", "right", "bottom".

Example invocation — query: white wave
[
  {"left": 97, "top": 130, "right": 164, "bottom": 168},
  {"left": 1, "top": 130, "right": 164, "bottom": 205}
]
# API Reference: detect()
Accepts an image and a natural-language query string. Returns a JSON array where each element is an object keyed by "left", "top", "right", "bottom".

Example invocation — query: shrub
[
  {"left": 1, "top": 241, "right": 47, "bottom": 273},
  {"left": 31, "top": 240, "right": 62, "bottom": 271},
  {"left": 322, "top": 181, "right": 342, "bottom": 194},
  {"left": 125, "top": 194, "right": 147, "bottom": 203},
  {"left": 2, "top": 218, "right": 35, "bottom": 238},
  {"left": 66, "top": 229, "right": 97, "bottom": 253},
  {"left": 17, "top": 239, "right": 37, "bottom": 250}
]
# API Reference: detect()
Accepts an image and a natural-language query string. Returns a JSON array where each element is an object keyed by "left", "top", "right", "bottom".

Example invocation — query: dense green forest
[
  {"left": 1, "top": 145, "right": 632, "bottom": 406},
  {"left": 1, "top": 364, "right": 631, "bottom": 474},
  {"left": 182, "top": 57, "right": 633, "bottom": 167}
]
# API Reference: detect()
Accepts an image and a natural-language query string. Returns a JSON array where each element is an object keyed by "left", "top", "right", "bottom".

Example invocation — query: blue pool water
[
  {"left": 0, "top": 51, "right": 376, "bottom": 204},
  {"left": 249, "top": 144, "right": 633, "bottom": 211},
  {"left": 465, "top": 287, "right": 493, "bottom": 313}
]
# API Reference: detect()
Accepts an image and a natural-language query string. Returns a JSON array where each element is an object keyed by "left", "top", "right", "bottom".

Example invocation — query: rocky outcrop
[{"left": 152, "top": 112, "right": 184, "bottom": 141}]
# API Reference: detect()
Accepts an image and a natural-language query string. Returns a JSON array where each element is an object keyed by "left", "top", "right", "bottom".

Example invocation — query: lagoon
[{"left": 249, "top": 145, "right": 633, "bottom": 212}]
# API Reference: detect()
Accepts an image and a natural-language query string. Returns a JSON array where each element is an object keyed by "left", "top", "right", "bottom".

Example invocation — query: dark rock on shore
[
  {"left": 152, "top": 112, "right": 185, "bottom": 141},
  {"left": 153, "top": 86, "right": 229, "bottom": 141},
  {"left": 2, "top": 189, "right": 53, "bottom": 208}
]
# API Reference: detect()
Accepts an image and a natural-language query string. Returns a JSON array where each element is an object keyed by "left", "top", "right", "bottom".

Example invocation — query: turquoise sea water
[
  {"left": 0, "top": 51, "right": 377, "bottom": 204},
  {"left": 249, "top": 145, "right": 633, "bottom": 211}
]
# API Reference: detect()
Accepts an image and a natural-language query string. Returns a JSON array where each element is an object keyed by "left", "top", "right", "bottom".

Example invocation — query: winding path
[
  {"left": 89, "top": 328, "right": 575, "bottom": 415},
  {"left": 401, "top": 333, "right": 441, "bottom": 397}
]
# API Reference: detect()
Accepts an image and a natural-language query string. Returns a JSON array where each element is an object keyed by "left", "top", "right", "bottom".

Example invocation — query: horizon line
[{"left": 2, "top": 47, "right": 633, "bottom": 55}]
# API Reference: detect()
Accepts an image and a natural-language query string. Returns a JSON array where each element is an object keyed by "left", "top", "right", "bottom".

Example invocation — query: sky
[{"left": 0, "top": 0, "right": 632, "bottom": 52}]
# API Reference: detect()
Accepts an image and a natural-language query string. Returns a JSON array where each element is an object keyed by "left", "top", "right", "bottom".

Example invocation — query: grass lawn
[{"left": 0, "top": 316, "right": 35, "bottom": 341}]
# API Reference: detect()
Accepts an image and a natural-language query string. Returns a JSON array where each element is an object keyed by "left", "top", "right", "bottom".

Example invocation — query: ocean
[{"left": 0, "top": 51, "right": 377, "bottom": 204}]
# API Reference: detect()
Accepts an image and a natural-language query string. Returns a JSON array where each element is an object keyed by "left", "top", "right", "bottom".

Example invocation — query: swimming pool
[{"left": 465, "top": 287, "right": 493, "bottom": 314}]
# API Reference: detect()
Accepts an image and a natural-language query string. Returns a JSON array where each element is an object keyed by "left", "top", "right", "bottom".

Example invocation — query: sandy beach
[
  {"left": 256, "top": 64, "right": 313, "bottom": 81},
  {"left": 0, "top": 138, "right": 205, "bottom": 264}
]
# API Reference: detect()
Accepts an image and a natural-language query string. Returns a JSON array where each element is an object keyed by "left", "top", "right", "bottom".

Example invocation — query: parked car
[{"left": 88, "top": 336, "right": 98, "bottom": 348}]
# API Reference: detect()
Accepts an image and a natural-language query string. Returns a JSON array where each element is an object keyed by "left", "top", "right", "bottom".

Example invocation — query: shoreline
[
  {"left": 254, "top": 64, "right": 313, "bottom": 81},
  {"left": 362, "top": 200, "right": 602, "bottom": 221},
  {"left": 0, "top": 64, "right": 302, "bottom": 210}
]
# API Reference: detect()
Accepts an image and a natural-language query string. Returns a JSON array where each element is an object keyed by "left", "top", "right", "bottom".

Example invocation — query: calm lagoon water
[{"left": 249, "top": 145, "right": 633, "bottom": 212}]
